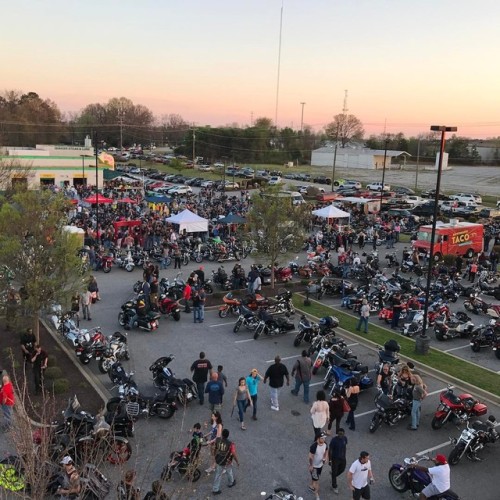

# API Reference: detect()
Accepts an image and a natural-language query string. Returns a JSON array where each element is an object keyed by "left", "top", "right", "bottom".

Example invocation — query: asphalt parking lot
[{"left": 56, "top": 250, "right": 500, "bottom": 500}]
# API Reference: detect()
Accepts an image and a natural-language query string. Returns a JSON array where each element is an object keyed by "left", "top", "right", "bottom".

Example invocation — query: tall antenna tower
[{"left": 342, "top": 89, "right": 349, "bottom": 115}]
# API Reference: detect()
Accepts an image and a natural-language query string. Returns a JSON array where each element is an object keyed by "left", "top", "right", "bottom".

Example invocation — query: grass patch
[
  {"left": 293, "top": 295, "right": 500, "bottom": 396},
  {"left": 399, "top": 233, "right": 411, "bottom": 243}
]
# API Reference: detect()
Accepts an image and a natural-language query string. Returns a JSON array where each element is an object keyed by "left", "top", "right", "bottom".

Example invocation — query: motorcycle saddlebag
[
  {"left": 375, "top": 393, "right": 393, "bottom": 410},
  {"left": 472, "top": 403, "right": 487, "bottom": 416}
]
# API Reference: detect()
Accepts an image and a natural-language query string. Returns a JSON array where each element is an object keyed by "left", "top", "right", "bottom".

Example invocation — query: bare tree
[{"left": 325, "top": 113, "right": 364, "bottom": 147}]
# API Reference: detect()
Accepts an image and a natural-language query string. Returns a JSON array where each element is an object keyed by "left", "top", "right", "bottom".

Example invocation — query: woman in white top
[{"left": 310, "top": 390, "right": 330, "bottom": 440}]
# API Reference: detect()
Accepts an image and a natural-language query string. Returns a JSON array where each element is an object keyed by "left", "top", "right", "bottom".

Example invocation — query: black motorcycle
[
  {"left": 212, "top": 266, "right": 231, "bottom": 290},
  {"left": 369, "top": 392, "right": 412, "bottom": 433},
  {"left": 293, "top": 315, "right": 320, "bottom": 346},
  {"left": 233, "top": 305, "right": 260, "bottom": 333},
  {"left": 118, "top": 297, "right": 161, "bottom": 332},
  {"left": 470, "top": 320, "right": 498, "bottom": 352},
  {"left": 149, "top": 356, "right": 199, "bottom": 405},
  {"left": 252, "top": 309, "right": 295, "bottom": 340}
]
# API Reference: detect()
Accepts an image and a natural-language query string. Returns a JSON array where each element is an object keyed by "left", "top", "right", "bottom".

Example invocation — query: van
[{"left": 290, "top": 191, "right": 306, "bottom": 205}]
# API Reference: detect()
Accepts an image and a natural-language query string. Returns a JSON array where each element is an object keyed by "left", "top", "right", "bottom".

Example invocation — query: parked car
[
  {"left": 268, "top": 176, "right": 282, "bottom": 185},
  {"left": 255, "top": 170, "right": 269, "bottom": 178},
  {"left": 201, "top": 180, "right": 214, "bottom": 188},
  {"left": 393, "top": 186, "right": 416, "bottom": 195},
  {"left": 387, "top": 208, "right": 414, "bottom": 218},
  {"left": 198, "top": 164, "right": 213, "bottom": 172},
  {"left": 366, "top": 182, "right": 390, "bottom": 191},
  {"left": 167, "top": 185, "right": 193, "bottom": 195},
  {"left": 452, "top": 193, "right": 482, "bottom": 205},
  {"left": 412, "top": 202, "right": 437, "bottom": 216},
  {"left": 343, "top": 180, "right": 362, "bottom": 189},
  {"left": 313, "top": 175, "right": 332, "bottom": 185}
]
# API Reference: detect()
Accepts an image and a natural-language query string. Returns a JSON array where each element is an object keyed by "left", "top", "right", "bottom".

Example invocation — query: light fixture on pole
[
  {"left": 379, "top": 138, "right": 390, "bottom": 210},
  {"left": 416, "top": 125, "right": 457, "bottom": 354}
]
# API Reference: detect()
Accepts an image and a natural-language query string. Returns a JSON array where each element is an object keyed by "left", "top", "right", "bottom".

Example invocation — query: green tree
[
  {"left": 247, "top": 186, "right": 309, "bottom": 288},
  {"left": 0, "top": 190, "right": 86, "bottom": 341}
]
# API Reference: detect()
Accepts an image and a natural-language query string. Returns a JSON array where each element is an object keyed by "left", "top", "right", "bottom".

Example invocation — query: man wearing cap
[
  {"left": 347, "top": 451, "right": 374, "bottom": 500},
  {"left": 308, "top": 432, "right": 329, "bottom": 500},
  {"left": 246, "top": 368, "right": 264, "bottom": 420},
  {"left": 57, "top": 456, "right": 81, "bottom": 499},
  {"left": 411, "top": 454, "right": 450, "bottom": 499}
]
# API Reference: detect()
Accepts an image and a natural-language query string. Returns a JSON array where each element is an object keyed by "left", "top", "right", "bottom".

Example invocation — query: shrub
[
  {"left": 44, "top": 366, "right": 62, "bottom": 380},
  {"left": 52, "top": 378, "right": 70, "bottom": 394},
  {"left": 47, "top": 354, "right": 57, "bottom": 366}
]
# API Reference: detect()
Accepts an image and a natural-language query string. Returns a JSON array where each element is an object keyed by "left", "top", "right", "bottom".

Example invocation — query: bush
[
  {"left": 47, "top": 354, "right": 57, "bottom": 366},
  {"left": 52, "top": 378, "right": 70, "bottom": 394},
  {"left": 44, "top": 366, "right": 62, "bottom": 380}
]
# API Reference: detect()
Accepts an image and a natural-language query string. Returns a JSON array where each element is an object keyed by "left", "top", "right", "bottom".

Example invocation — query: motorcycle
[
  {"left": 149, "top": 356, "right": 199, "bottom": 405},
  {"left": 218, "top": 292, "right": 241, "bottom": 318},
  {"left": 98, "top": 331, "right": 130, "bottom": 374},
  {"left": 293, "top": 315, "right": 320, "bottom": 347},
  {"left": 449, "top": 415, "right": 499, "bottom": 465},
  {"left": 271, "top": 290, "right": 295, "bottom": 315},
  {"left": 118, "top": 297, "right": 161, "bottom": 332},
  {"left": 323, "top": 348, "right": 372, "bottom": 394},
  {"left": 262, "top": 487, "right": 304, "bottom": 500},
  {"left": 470, "top": 319, "right": 499, "bottom": 357},
  {"left": 252, "top": 309, "right": 295, "bottom": 340},
  {"left": 212, "top": 266, "right": 231, "bottom": 290},
  {"left": 96, "top": 254, "right": 114, "bottom": 273},
  {"left": 385, "top": 252, "right": 399, "bottom": 268},
  {"left": 434, "top": 312, "right": 475, "bottom": 341},
  {"left": 399, "top": 260, "right": 423, "bottom": 276},
  {"left": 369, "top": 392, "right": 412, "bottom": 433},
  {"left": 388, "top": 455, "right": 460, "bottom": 499},
  {"left": 376, "top": 339, "right": 401, "bottom": 371},
  {"left": 233, "top": 305, "right": 260, "bottom": 333},
  {"left": 114, "top": 251, "right": 135, "bottom": 272},
  {"left": 274, "top": 266, "right": 293, "bottom": 282},
  {"left": 310, "top": 336, "right": 348, "bottom": 375},
  {"left": 431, "top": 385, "right": 487, "bottom": 429},
  {"left": 157, "top": 294, "right": 181, "bottom": 321},
  {"left": 74, "top": 328, "right": 106, "bottom": 365}
]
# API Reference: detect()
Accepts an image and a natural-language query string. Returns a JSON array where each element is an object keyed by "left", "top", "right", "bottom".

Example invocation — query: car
[
  {"left": 387, "top": 208, "right": 414, "bottom": 218},
  {"left": 213, "top": 162, "right": 224, "bottom": 168},
  {"left": 453, "top": 193, "right": 482, "bottom": 205},
  {"left": 242, "top": 168, "right": 254, "bottom": 178},
  {"left": 412, "top": 202, "right": 437, "bottom": 216},
  {"left": 185, "top": 177, "right": 201, "bottom": 186},
  {"left": 255, "top": 170, "right": 269, "bottom": 178},
  {"left": 283, "top": 173, "right": 296, "bottom": 180},
  {"left": 343, "top": 180, "right": 362, "bottom": 190},
  {"left": 201, "top": 180, "right": 214, "bottom": 188},
  {"left": 313, "top": 175, "right": 332, "bottom": 185},
  {"left": 167, "top": 185, "right": 192, "bottom": 195},
  {"left": 402, "top": 195, "right": 425, "bottom": 207},
  {"left": 366, "top": 182, "right": 390, "bottom": 191},
  {"left": 198, "top": 164, "right": 213, "bottom": 172},
  {"left": 393, "top": 186, "right": 416, "bottom": 195},
  {"left": 479, "top": 208, "right": 500, "bottom": 218},
  {"left": 268, "top": 176, "right": 282, "bottom": 185},
  {"left": 296, "top": 185, "right": 309, "bottom": 194},
  {"left": 129, "top": 167, "right": 141, "bottom": 174},
  {"left": 220, "top": 181, "right": 239, "bottom": 190}
]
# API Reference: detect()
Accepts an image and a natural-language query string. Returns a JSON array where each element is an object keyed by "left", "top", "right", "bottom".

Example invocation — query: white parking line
[
  {"left": 210, "top": 322, "right": 234, "bottom": 328},
  {"left": 234, "top": 338, "right": 254, "bottom": 343},
  {"left": 346, "top": 343, "right": 359, "bottom": 347},
  {"left": 266, "top": 355, "right": 300, "bottom": 363},
  {"left": 444, "top": 345, "right": 471, "bottom": 353}
]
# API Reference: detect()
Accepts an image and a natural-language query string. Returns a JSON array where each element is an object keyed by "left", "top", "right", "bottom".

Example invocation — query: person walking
[
  {"left": 329, "top": 427, "right": 348, "bottom": 495},
  {"left": 245, "top": 368, "right": 263, "bottom": 420},
  {"left": 308, "top": 432, "right": 328, "bottom": 500},
  {"left": 264, "top": 356, "right": 290, "bottom": 411},
  {"left": 345, "top": 380, "right": 360, "bottom": 431},
  {"left": 212, "top": 429, "right": 239, "bottom": 495},
  {"left": 173, "top": 245, "right": 182, "bottom": 269},
  {"left": 347, "top": 451, "right": 374, "bottom": 500},
  {"left": 205, "top": 372, "right": 225, "bottom": 412},
  {"left": 356, "top": 299, "right": 370, "bottom": 334},
  {"left": 190, "top": 352, "right": 213, "bottom": 405},
  {"left": 31, "top": 344, "right": 48, "bottom": 394},
  {"left": 290, "top": 350, "right": 312, "bottom": 403},
  {"left": 408, "top": 374, "right": 427, "bottom": 431},
  {"left": 310, "top": 390, "right": 330, "bottom": 440},
  {"left": 327, "top": 390, "right": 345, "bottom": 435},
  {"left": 205, "top": 411, "right": 224, "bottom": 473},
  {"left": 232, "top": 378, "right": 253, "bottom": 430},
  {"left": 81, "top": 289, "right": 92, "bottom": 321},
  {"left": 182, "top": 280, "right": 192, "bottom": 313},
  {"left": 0, "top": 374, "right": 15, "bottom": 431}
]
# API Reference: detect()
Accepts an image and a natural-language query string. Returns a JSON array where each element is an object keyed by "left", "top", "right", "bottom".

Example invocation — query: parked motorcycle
[
  {"left": 212, "top": 266, "right": 231, "bottom": 290},
  {"left": 157, "top": 294, "right": 181, "bottom": 321},
  {"left": 369, "top": 392, "right": 412, "bottom": 433},
  {"left": 431, "top": 385, "right": 487, "bottom": 429},
  {"left": 388, "top": 455, "right": 459, "bottom": 499},
  {"left": 118, "top": 297, "right": 161, "bottom": 332},
  {"left": 98, "top": 331, "right": 130, "bottom": 374},
  {"left": 434, "top": 312, "right": 475, "bottom": 341},
  {"left": 469, "top": 320, "right": 498, "bottom": 352},
  {"left": 114, "top": 251, "right": 135, "bottom": 272},
  {"left": 449, "top": 415, "right": 498, "bottom": 465},
  {"left": 74, "top": 328, "right": 106, "bottom": 365},
  {"left": 252, "top": 309, "right": 295, "bottom": 340},
  {"left": 233, "top": 305, "right": 260, "bottom": 333},
  {"left": 293, "top": 315, "right": 320, "bottom": 346},
  {"left": 218, "top": 292, "right": 241, "bottom": 318},
  {"left": 149, "top": 356, "right": 199, "bottom": 405}
]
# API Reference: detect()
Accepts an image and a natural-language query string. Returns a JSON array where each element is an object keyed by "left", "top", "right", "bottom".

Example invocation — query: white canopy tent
[
  {"left": 165, "top": 209, "right": 208, "bottom": 233},
  {"left": 312, "top": 205, "right": 350, "bottom": 219}
]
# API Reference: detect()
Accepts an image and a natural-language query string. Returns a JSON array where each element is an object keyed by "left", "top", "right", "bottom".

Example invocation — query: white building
[{"left": 311, "top": 146, "right": 410, "bottom": 170}]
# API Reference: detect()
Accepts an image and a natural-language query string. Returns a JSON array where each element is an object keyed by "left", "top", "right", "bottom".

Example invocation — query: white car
[
  {"left": 366, "top": 182, "right": 390, "bottom": 191},
  {"left": 268, "top": 176, "right": 282, "bottom": 185},
  {"left": 343, "top": 180, "right": 362, "bottom": 189},
  {"left": 453, "top": 193, "right": 482, "bottom": 205},
  {"left": 167, "top": 185, "right": 192, "bottom": 195},
  {"left": 403, "top": 195, "right": 425, "bottom": 207},
  {"left": 201, "top": 180, "right": 214, "bottom": 188},
  {"left": 198, "top": 164, "right": 213, "bottom": 172}
]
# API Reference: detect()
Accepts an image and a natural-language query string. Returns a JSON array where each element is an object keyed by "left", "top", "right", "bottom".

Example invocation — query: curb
[
  {"left": 295, "top": 297, "right": 500, "bottom": 408},
  {"left": 41, "top": 318, "right": 110, "bottom": 406}
]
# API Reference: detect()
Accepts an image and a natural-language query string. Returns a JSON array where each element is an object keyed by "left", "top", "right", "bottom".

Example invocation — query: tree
[
  {"left": 0, "top": 155, "right": 34, "bottom": 192},
  {"left": 0, "top": 190, "right": 86, "bottom": 341},
  {"left": 325, "top": 114, "right": 364, "bottom": 147},
  {"left": 247, "top": 186, "right": 309, "bottom": 288}
]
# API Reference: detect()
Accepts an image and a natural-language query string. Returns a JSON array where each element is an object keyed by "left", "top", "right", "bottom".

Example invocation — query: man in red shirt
[
  {"left": 1, "top": 374, "right": 15, "bottom": 431},
  {"left": 183, "top": 281, "right": 192, "bottom": 313}
]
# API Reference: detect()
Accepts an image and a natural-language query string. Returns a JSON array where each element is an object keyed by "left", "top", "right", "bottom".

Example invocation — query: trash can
[{"left": 414, "top": 335, "right": 430, "bottom": 355}]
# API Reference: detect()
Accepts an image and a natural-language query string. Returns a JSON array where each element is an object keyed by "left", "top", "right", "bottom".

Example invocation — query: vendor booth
[{"left": 165, "top": 209, "right": 208, "bottom": 234}]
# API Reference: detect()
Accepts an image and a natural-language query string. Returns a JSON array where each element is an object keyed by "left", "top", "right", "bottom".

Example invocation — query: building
[
  {"left": 0, "top": 136, "right": 114, "bottom": 190},
  {"left": 311, "top": 146, "right": 410, "bottom": 170}
]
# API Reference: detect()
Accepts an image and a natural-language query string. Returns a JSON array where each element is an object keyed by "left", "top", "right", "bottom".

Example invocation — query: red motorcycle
[
  {"left": 99, "top": 254, "right": 114, "bottom": 273},
  {"left": 158, "top": 294, "right": 181, "bottom": 321},
  {"left": 378, "top": 302, "right": 408, "bottom": 323},
  {"left": 431, "top": 385, "right": 487, "bottom": 429},
  {"left": 274, "top": 266, "right": 293, "bottom": 282}
]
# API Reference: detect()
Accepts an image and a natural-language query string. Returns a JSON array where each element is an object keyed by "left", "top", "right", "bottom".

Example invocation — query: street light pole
[
  {"left": 331, "top": 124, "right": 339, "bottom": 192},
  {"left": 300, "top": 102, "right": 306, "bottom": 132},
  {"left": 379, "top": 138, "right": 389, "bottom": 211},
  {"left": 415, "top": 137, "right": 421, "bottom": 191},
  {"left": 417, "top": 125, "right": 457, "bottom": 350},
  {"left": 80, "top": 154, "right": 92, "bottom": 187},
  {"left": 94, "top": 133, "right": 99, "bottom": 246}
]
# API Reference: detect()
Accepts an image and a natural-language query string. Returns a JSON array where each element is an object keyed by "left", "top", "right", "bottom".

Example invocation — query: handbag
[{"left": 342, "top": 397, "right": 351, "bottom": 413}]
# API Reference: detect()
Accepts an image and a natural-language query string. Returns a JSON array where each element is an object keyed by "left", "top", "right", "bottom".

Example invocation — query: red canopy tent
[
  {"left": 116, "top": 197, "right": 137, "bottom": 204},
  {"left": 83, "top": 194, "right": 113, "bottom": 204}
]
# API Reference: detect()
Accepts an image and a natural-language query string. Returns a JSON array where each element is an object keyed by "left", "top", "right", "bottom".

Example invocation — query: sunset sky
[{"left": 2, "top": 0, "right": 500, "bottom": 138}]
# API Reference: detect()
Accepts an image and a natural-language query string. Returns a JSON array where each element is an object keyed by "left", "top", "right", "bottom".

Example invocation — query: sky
[{"left": 2, "top": 0, "right": 500, "bottom": 139}]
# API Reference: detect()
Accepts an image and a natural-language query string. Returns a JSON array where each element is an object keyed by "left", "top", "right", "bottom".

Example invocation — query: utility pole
[
  {"left": 331, "top": 124, "right": 339, "bottom": 192},
  {"left": 274, "top": 0, "right": 284, "bottom": 128},
  {"left": 192, "top": 125, "right": 196, "bottom": 166},
  {"left": 119, "top": 106, "right": 124, "bottom": 152},
  {"left": 300, "top": 102, "right": 306, "bottom": 132}
]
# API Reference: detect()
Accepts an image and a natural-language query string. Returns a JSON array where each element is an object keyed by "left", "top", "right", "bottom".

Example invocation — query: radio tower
[{"left": 342, "top": 89, "right": 348, "bottom": 115}]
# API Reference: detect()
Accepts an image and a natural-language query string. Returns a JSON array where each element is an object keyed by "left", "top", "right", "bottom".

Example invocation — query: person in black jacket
[
  {"left": 329, "top": 428, "right": 348, "bottom": 494},
  {"left": 264, "top": 356, "right": 289, "bottom": 411}
]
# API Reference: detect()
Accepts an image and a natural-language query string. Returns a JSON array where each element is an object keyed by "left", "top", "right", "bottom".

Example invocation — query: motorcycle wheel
[
  {"left": 98, "top": 358, "right": 112, "bottom": 374},
  {"left": 293, "top": 334, "right": 303, "bottom": 347},
  {"left": 195, "top": 254, "right": 203, "bottom": 263},
  {"left": 435, "top": 333, "right": 445, "bottom": 341},
  {"left": 233, "top": 320, "right": 242, "bottom": 333},
  {"left": 187, "top": 468, "right": 201, "bottom": 483},
  {"left": 495, "top": 349, "right": 500, "bottom": 360},
  {"left": 253, "top": 331, "right": 260, "bottom": 340},
  {"left": 470, "top": 342, "right": 481, "bottom": 352},
  {"left": 431, "top": 415, "right": 446, "bottom": 430},
  {"left": 118, "top": 312, "right": 126, "bottom": 327},
  {"left": 218, "top": 308, "right": 228, "bottom": 318},
  {"left": 369, "top": 414, "right": 382, "bottom": 433},
  {"left": 208, "top": 252, "right": 216, "bottom": 262},
  {"left": 79, "top": 355, "right": 91, "bottom": 365},
  {"left": 156, "top": 404, "right": 175, "bottom": 419},
  {"left": 125, "top": 264, "right": 134, "bottom": 272},
  {"left": 388, "top": 467, "right": 409, "bottom": 492},
  {"left": 161, "top": 466, "right": 172, "bottom": 481},
  {"left": 204, "top": 284, "right": 214, "bottom": 295},
  {"left": 448, "top": 443, "right": 465, "bottom": 466},
  {"left": 311, "top": 366, "right": 319, "bottom": 376},
  {"left": 464, "top": 301, "right": 473, "bottom": 312},
  {"left": 177, "top": 392, "right": 186, "bottom": 406},
  {"left": 173, "top": 311, "right": 181, "bottom": 321},
  {"left": 103, "top": 265, "right": 111, "bottom": 274},
  {"left": 182, "top": 257, "right": 189, "bottom": 266},
  {"left": 107, "top": 439, "right": 132, "bottom": 464}
]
